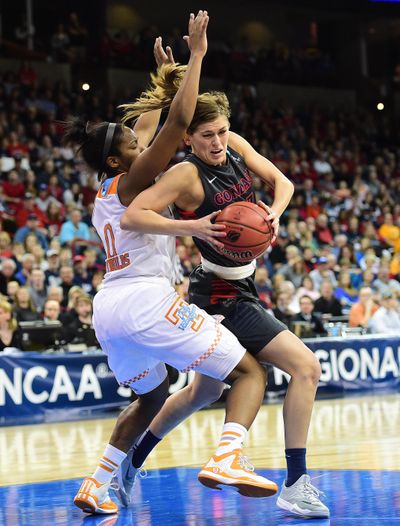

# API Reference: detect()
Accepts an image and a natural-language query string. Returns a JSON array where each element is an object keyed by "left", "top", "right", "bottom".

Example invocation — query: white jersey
[{"left": 92, "top": 173, "right": 176, "bottom": 288}]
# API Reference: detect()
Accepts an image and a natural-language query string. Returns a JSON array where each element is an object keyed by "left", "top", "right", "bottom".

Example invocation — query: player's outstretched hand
[
  {"left": 257, "top": 201, "right": 279, "bottom": 244},
  {"left": 190, "top": 210, "right": 226, "bottom": 249},
  {"left": 183, "top": 10, "right": 209, "bottom": 57},
  {"left": 154, "top": 36, "right": 175, "bottom": 67}
]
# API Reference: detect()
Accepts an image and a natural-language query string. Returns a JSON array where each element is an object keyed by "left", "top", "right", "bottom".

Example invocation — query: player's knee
[
  {"left": 227, "top": 352, "right": 266, "bottom": 386},
  {"left": 190, "top": 381, "right": 225, "bottom": 407},
  {"left": 295, "top": 352, "right": 321, "bottom": 386},
  {"left": 138, "top": 378, "right": 169, "bottom": 416}
]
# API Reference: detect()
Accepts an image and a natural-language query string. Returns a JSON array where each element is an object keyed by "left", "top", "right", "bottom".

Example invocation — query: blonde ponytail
[{"left": 120, "top": 63, "right": 187, "bottom": 123}]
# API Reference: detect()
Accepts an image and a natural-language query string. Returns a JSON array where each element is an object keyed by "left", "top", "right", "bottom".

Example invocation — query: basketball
[{"left": 215, "top": 202, "right": 274, "bottom": 263}]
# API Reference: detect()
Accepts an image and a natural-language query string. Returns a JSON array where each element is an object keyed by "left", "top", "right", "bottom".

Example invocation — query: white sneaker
[
  {"left": 277, "top": 474, "right": 330, "bottom": 518},
  {"left": 74, "top": 477, "right": 118, "bottom": 515},
  {"left": 111, "top": 448, "right": 146, "bottom": 507},
  {"left": 198, "top": 449, "right": 278, "bottom": 498}
]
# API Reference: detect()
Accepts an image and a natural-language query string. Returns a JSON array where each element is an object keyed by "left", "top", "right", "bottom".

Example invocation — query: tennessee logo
[{"left": 165, "top": 297, "right": 205, "bottom": 332}]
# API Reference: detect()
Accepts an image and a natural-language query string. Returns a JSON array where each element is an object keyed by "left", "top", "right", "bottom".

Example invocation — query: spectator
[
  {"left": 0, "top": 259, "right": 17, "bottom": 295},
  {"left": 295, "top": 275, "right": 320, "bottom": 303},
  {"left": 35, "top": 183, "right": 59, "bottom": 212},
  {"left": 45, "top": 249, "right": 61, "bottom": 287},
  {"left": 278, "top": 255, "right": 307, "bottom": 289},
  {"left": 43, "top": 299, "right": 61, "bottom": 321},
  {"left": 64, "top": 294, "right": 98, "bottom": 347},
  {"left": 372, "top": 266, "right": 400, "bottom": 298},
  {"left": 268, "top": 231, "right": 289, "bottom": 269},
  {"left": 15, "top": 193, "right": 47, "bottom": 228},
  {"left": 59, "top": 208, "right": 90, "bottom": 246},
  {"left": 15, "top": 253, "right": 35, "bottom": 285},
  {"left": 348, "top": 286, "right": 379, "bottom": 328},
  {"left": 378, "top": 213, "right": 400, "bottom": 253},
  {"left": 0, "top": 299, "right": 22, "bottom": 351},
  {"left": 3, "top": 170, "right": 25, "bottom": 215},
  {"left": 368, "top": 292, "right": 400, "bottom": 334},
  {"left": 89, "top": 270, "right": 105, "bottom": 296},
  {"left": 314, "top": 280, "right": 343, "bottom": 317},
  {"left": 59, "top": 266, "right": 75, "bottom": 305},
  {"left": 0, "top": 232, "right": 13, "bottom": 259},
  {"left": 290, "top": 295, "right": 327, "bottom": 338},
  {"left": 6, "top": 280, "right": 20, "bottom": 305},
  {"left": 66, "top": 12, "right": 88, "bottom": 63},
  {"left": 272, "top": 291, "right": 294, "bottom": 326},
  {"left": 315, "top": 214, "right": 333, "bottom": 246},
  {"left": 309, "top": 256, "right": 337, "bottom": 290},
  {"left": 47, "top": 286, "right": 64, "bottom": 305},
  {"left": 72, "top": 255, "right": 92, "bottom": 292},
  {"left": 14, "top": 213, "right": 49, "bottom": 250},
  {"left": 45, "top": 201, "right": 64, "bottom": 237},
  {"left": 334, "top": 271, "right": 358, "bottom": 311},
  {"left": 28, "top": 268, "right": 47, "bottom": 312},
  {"left": 254, "top": 266, "right": 272, "bottom": 307},
  {"left": 280, "top": 280, "right": 300, "bottom": 313},
  {"left": 14, "top": 286, "right": 40, "bottom": 322},
  {"left": 50, "top": 24, "right": 71, "bottom": 62}
]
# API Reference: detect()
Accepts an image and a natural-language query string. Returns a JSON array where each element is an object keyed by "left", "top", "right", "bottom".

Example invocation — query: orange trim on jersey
[
  {"left": 96, "top": 172, "right": 126, "bottom": 199},
  {"left": 107, "top": 175, "right": 120, "bottom": 195}
]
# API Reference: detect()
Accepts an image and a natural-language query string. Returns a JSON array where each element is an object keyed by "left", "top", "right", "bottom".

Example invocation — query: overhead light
[
  {"left": 82, "top": 83, "right": 90, "bottom": 91},
  {"left": 377, "top": 102, "right": 384, "bottom": 111}
]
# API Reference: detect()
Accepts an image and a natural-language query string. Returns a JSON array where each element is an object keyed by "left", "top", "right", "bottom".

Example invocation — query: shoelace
[
  {"left": 238, "top": 455, "right": 255, "bottom": 472},
  {"left": 302, "top": 480, "right": 325, "bottom": 503},
  {"left": 110, "top": 466, "right": 147, "bottom": 492}
]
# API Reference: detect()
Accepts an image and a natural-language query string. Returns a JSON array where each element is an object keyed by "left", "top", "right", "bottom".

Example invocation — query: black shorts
[{"left": 189, "top": 266, "right": 287, "bottom": 356}]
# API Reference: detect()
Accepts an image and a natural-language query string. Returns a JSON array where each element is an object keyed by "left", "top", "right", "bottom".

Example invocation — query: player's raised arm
[
  {"left": 127, "top": 11, "right": 208, "bottom": 185},
  {"left": 128, "top": 36, "right": 176, "bottom": 149}
]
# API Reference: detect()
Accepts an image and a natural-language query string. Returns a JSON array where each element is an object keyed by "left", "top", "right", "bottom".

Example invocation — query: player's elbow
[
  {"left": 286, "top": 178, "right": 295, "bottom": 196},
  {"left": 120, "top": 210, "right": 136, "bottom": 231}
]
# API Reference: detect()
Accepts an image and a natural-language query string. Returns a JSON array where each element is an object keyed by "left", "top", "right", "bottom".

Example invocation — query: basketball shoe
[
  {"left": 111, "top": 447, "right": 146, "bottom": 507},
  {"left": 198, "top": 449, "right": 278, "bottom": 498},
  {"left": 74, "top": 477, "right": 118, "bottom": 515},
  {"left": 277, "top": 474, "right": 330, "bottom": 518}
]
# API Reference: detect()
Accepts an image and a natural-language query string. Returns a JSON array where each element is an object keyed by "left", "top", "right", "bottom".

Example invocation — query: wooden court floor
[{"left": 1, "top": 392, "right": 399, "bottom": 525}]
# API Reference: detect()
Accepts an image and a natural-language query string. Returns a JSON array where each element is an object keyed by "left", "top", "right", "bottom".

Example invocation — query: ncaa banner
[
  {"left": 269, "top": 335, "right": 400, "bottom": 395},
  {"left": 0, "top": 352, "right": 131, "bottom": 420},
  {"left": 0, "top": 352, "right": 196, "bottom": 422}
]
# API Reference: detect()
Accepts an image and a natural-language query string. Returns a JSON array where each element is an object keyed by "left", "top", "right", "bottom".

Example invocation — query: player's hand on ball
[
  {"left": 257, "top": 201, "right": 279, "bottom": 243},
  {"left": 190, "top": 210, "right": 226, "bottom": 249},
  {"left": 154, "top": 36, "right": 175, "bottom": 66}
]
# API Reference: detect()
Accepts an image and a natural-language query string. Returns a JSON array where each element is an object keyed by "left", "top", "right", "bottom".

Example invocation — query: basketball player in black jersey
[{"left": 118, "top": 76, "right": 329, "bottom": 519}]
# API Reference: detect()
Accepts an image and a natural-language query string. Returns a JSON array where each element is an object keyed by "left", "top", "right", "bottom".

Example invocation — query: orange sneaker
[
  {"left": 74, "top": 477, "right": 118, "bottom": 515},
  {"left": 198, "top": 449, "right": 278, "bottom": 498}
]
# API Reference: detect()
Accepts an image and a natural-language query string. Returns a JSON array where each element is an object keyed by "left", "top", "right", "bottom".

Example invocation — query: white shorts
[{"left": 92, "top": 278, "right": 245, "bottom": 395}]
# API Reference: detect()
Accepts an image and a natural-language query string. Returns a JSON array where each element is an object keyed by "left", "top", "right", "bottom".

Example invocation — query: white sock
[
  {"left": 215, "top": 422, "right": 247, "bottom": 456},
  {"left": 92, "top": 444, "right": 127, "bottom": 484}
]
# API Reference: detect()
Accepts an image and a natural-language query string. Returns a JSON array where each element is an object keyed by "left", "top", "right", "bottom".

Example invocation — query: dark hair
[
  {"left": 299, "top": 295, "right": 314, "bottom": 304},
  {"left": 62, "top": 117, "right": 124, "bottom": 181}
]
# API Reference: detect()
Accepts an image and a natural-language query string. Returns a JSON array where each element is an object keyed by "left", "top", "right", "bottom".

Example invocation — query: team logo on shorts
[{"left": 165, "top": 297, "right": 205, "bottom": 332}]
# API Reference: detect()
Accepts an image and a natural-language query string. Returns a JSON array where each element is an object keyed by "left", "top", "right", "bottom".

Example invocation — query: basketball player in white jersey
[{"left": 64, "top": 12, "right": 278, "bottom": 515}]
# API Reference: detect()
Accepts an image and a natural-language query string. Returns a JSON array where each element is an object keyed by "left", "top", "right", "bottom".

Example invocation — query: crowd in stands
[
  {"left": 0, "top": 60, "right": 399, "bottom": 352},
  {"left": 5, "top": 11, "right": 337, "bottom": 87}
]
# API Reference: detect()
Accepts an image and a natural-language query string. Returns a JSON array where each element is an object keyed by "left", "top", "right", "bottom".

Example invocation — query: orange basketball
[{"left": 215, "top": 202, "right": 274, "bottom": 263}]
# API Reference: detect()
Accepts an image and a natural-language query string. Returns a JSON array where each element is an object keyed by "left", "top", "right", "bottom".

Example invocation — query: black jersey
[{"left": 175, "top": 147, "right": 256, "bottom": 267}]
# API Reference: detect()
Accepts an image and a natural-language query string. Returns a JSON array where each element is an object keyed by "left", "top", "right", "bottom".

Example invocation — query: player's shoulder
[{"left": 166, "top": 161, "right": 198, "bottom": 180}]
